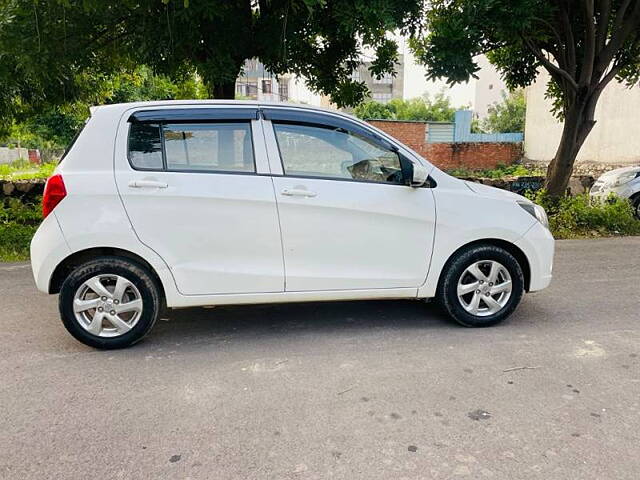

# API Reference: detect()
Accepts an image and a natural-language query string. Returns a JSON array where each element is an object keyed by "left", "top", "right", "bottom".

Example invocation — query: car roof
[{"left": 90, "top": 99, "right": 356, "bottom": 122}]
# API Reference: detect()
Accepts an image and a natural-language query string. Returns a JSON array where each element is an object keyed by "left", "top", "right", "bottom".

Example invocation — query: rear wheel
[
  {"left": 59, "top": 257, "right": 161, "bottom": 349},
  {"left": 437, "top": 245, "right": 525, "bottom": 327}
]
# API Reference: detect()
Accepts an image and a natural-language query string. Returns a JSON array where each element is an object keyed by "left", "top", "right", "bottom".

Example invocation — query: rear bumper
[
  {"left": 515, "top": 221, "right": 554, "bottom": 292},
  {"left": 30, "top": 213, "right": 71, "bottom": 293}
]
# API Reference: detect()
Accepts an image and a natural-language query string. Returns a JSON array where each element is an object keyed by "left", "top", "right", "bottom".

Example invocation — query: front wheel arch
[{"left": 437, "top": 239, "right": 531, "bottom": 293}]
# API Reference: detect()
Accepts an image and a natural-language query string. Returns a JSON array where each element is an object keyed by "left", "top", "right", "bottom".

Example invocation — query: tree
[
  {"left": 483, "top": 90, "right": 526, "bottom": 133},
  {"left": 0, "top": 0, "right": 423, "bottom": 132},
  {"left": 353, "top": 92, "right": 458, "bottom": 122},
  {"left": 2, "top": 66, "right": 208, "bottom": 150},
  {"left": 410, "top": 0, "right": 640, "bottom": 197}
]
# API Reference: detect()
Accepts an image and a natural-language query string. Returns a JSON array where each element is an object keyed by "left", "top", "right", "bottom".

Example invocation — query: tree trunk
[
  {"left": 544, "top": 98, "right": 596, "bottom": 197},
  {"left": 212, "top": 81, "right": 237, "bottom": 100}
]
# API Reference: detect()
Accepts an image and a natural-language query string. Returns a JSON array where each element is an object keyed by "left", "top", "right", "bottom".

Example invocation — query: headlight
[
  {"left": 604, "top": 171, "right": 640, "bottom": 188},
  {"left": 518, "top": 201, "right": 549, "bottom": 229}
]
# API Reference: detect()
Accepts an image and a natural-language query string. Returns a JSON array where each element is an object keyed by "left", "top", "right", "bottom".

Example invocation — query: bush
[
  {"left": 0, "top": 198, "right": 42, "bottom": 261},
  {"left": 447, "top": 163, "right": 544, "bottom": 179},
  {"left": 0, "top": 161, "right": 57, "bottom": 180},
  {"left": 530, "top": 191, "right": 640, "bottom": 239}
]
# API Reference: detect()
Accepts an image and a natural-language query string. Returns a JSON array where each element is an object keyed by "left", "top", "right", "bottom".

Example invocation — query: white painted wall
[
  {"left": 525, "top": 70, "right": 640, "bottom": 165},
  {"left": 473, "top": 55, "right": 507, "bottom": 118}
]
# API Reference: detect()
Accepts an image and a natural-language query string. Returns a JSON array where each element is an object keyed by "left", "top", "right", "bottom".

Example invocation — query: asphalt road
[{"left": 1, "top": 237, "right": 640, "bottom": 480}]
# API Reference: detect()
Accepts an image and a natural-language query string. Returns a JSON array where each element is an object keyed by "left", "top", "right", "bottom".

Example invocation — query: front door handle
[
  {"left": 128, "top": 180, "right": 168, "bottom": 189},
  {"left": 281, "top": 188, "right": 317, "bottom": 198}
]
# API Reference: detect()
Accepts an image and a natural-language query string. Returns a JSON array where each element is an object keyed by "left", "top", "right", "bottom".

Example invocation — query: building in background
[
  {"left": 472, "top": 56, "right": 507, "bottom": 118},
  {"left": 525, "top": 70, "right": 640, "bottom": 167},
  {"left": 235, "top": 59, "right": 331, "bottom": 107},
  {"left": 351, "top": 54, "right": 405, "bottom": 104}
]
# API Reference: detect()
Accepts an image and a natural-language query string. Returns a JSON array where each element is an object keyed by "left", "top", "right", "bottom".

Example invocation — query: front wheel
[
  {"left": 59, "top": 257, "right": 161, "bottom": 349},
  {"left": 631, "top": 195, "right": 640, "bottom": 220},
  {"left": 437, "top": 245, "right": 525, "bottom": 327}
]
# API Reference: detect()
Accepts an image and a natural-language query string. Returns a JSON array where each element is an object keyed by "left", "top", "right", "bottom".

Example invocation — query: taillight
[{"left": 42, "top": 174, "right": 67, "bottom": 218}]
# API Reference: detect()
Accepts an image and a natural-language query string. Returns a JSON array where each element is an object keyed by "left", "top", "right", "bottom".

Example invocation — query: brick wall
[
  {"left": 422, "top": 142, "right": 523, "bottom": 170},
  {"left": 368, "top": 119, "right": 522, "bottom": 170}
]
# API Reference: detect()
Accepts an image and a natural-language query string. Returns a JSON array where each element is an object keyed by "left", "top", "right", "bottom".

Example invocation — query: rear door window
[
  {"left": 127, "top": 119, "right": 255, "bottom": 173},
  {"left": 163, "top": 123, "right": 254, "bottom": 172}
]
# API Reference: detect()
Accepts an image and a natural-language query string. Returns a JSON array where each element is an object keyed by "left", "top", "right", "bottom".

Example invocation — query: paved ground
[{"left": 1, "top": 237, "right": 640, "bottom": 480}]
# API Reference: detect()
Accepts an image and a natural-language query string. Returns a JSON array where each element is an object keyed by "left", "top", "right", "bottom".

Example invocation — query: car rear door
[{"left": 114, "top": 106, "right": 284, "bottom": 296}]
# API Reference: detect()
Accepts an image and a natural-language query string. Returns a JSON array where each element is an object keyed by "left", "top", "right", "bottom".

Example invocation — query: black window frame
[
  {"left": 271, "top": 120, "right": 412, "bottom": 187},
  {"left": 127, "top": 112, "right": 258, "bottom": 175}
]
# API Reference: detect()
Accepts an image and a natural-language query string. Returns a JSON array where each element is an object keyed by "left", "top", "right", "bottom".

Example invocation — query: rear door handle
[
  {"left": 128, "top": 180, "right": 168, "bottom": 189},
  {"left": 281, "top": 188, "right": 317, "bottom": 198}
]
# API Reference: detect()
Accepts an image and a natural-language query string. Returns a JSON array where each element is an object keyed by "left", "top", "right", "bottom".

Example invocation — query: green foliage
[
  {"left": 0, "top": 198, "right": 41, "bottom": 262},
  {"left": 0, "top": 0, "right": 424, "bottom": 123},
  {"left": 447, "top": 163, "right": 544, "bottom": 179},
  {"left": 482, "top": 90, "right": 526, "bottom": 133},
  {"left": 1, "top": 66, "right": 208, "bottom": 150},
  {"left": 529, "top": 191, "right": 640, "bottom": 239},
  {"left": 353, "top": 93, "right": 458, "bottom": 122},
  {"left": 0, "top": 161, "right": 57, "bottom": 180},
  {"left": 353, "top": 101, "right": 395, "bottom": 120}
]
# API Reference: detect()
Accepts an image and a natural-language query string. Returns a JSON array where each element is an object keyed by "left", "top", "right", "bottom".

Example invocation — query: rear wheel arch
[
  {"left": 438, "top": 239, "right": 531, "bottom": 293},
  {"left": 49, "top": 247, "right": 166, "bottom": 300}
]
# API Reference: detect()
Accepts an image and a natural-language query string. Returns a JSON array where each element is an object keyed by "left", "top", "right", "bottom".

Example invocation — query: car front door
[
  {"left": 263, "top": 108, "right": 436, "bottom": 292},
  {"left": 114, "top": 106, "right": 284, "bottom": 296}
]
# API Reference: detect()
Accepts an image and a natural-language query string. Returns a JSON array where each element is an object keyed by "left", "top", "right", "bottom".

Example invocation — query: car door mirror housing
[
  {"left": 400, "top": 154, "right": 429, "bottom": 187},
  {"left": 410, "top": 163, "right": 430, "bottom": 187}
]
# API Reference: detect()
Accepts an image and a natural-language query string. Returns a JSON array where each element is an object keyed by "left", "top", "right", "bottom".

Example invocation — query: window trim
[
  {"left": 127, "top": 120, "right": 258, "bottom": 175},
  {"left": 271, "top": 121, "right": 409, "bottom": 187},
  {"left": 128, "top": 107, "right": 259, "bottom": 123}
]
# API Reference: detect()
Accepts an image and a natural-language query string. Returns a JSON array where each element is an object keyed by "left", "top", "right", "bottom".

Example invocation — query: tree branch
[
  {"left": 534, "top": 17, "right": 568, "bottom": 70},
  {"left": 579, "top": 0, "right": 596, "bottom": 86},
  {"left": 558, "top": 1, "right": 576, "bottom": 76},
  {"left": 521, "top": 36, "right": 578, "bottom": 91},
  {"left": 596, "top": 0, "right": 611, "bottom": 51},
  {"left": 598, "top": 0, "right": 640, "bottom": 72}
]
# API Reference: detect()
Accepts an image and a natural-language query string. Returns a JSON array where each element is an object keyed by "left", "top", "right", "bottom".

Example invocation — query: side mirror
[
  {"left": 410, "top": 163, "right": 430, "bottom": 187},
  {"left": 399, "top": 153, "right": 430, "bottom": 187}
]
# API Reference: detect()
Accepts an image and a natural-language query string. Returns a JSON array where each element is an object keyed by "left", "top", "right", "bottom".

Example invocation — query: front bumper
[
  {"left": 589, "top": 182, "right": 634, "bottom": 201},
  {"left": 515, "top": 221, "right": 554, "bottom": 292}
]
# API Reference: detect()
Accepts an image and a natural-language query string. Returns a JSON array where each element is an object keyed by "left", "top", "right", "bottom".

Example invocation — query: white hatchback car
[{"left": 31, "top": 101, "right": 554, "bottom": 349}]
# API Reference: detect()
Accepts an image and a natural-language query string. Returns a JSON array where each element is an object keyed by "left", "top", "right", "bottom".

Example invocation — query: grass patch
[
  {"left": 530, "top": 191, "right": 640, "bottom": 239},
  {"left": 0, "top": 159, "right": 57, "bottom": 180},
  {"left": 447, "top": 163, "right": 544, "bottom": 179},
  {"left": 0, "top": 198, "right": 41, "bottom": 262}
]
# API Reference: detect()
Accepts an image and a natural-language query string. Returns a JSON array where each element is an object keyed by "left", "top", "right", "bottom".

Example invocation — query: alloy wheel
[
  {"left": 73, "top": 274, "right": 143, "bottom": 337},
  {"left": 456, "top": 260, "right": 512, "bottom": 317}
]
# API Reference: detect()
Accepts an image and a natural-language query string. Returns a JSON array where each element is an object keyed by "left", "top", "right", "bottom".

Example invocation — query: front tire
[
  {"left": 631, "top": 195, "right": 640, "bottom": 220},
  {"left": 437, "top": 245, "right": 525, "bottom": 328},
  {"left": 59, "top": 257, "right": 161, "bottom": 349}
]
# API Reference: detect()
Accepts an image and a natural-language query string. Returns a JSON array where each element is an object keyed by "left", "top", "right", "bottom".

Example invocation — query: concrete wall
[
  {"left": 525, "top": 70, "right": 640, "bottom": 165},
  {"left": 0, "top": 147, "right": 29, "bottom": 164},
  {"left": 368, "top": 120, "right": 522, "bottom": 170}
]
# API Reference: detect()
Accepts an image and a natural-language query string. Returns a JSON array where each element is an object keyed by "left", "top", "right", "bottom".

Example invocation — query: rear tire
[
  {"left": 59, "top": 257, "right": 161, "bottom": 349},
  {"left": 437, "top": 244, "right": 525, "bottom": 328}
]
